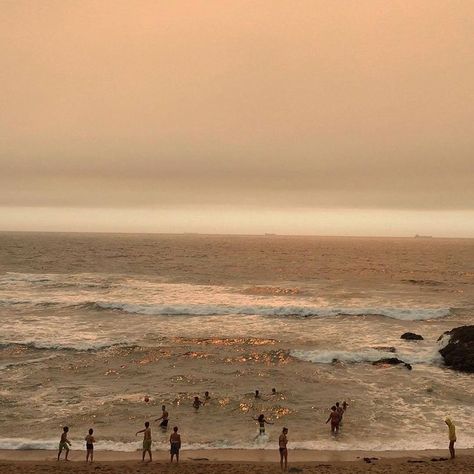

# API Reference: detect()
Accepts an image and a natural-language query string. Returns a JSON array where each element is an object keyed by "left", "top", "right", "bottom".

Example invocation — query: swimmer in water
[
  {"left": 342, "top": 400, "right": 348, "bottom": 412},
  {"left": 253, "top": 414, "right": 273, "bottom": 436},
  {"left": 204, "top": 391, "right": 211, "bottom": 402},
  {"left": 279, "top": 427, "right": 288, "bottom": 471},
  {"left": 193, "top": 396, "right": 203, "bottom": 410},
  {"left": 255, "top": 390, "right": 261, "bottom": 399},
  {"left": 155, "top": 405, "right": 169, "bottom": 430},
  {"left": 85, "top": 428, "right": 95, "bottom": 463}
]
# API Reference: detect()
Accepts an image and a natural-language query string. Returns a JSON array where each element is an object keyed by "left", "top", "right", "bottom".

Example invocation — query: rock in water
[
  {"left": 401, "top": 332, "right": 424, "bottom": 340},
  {"left": 439, "top": 326, "right": 474, "bottom": 373},
  {"left": 372, "top": 358, "right": 412, "bottom": 369}
]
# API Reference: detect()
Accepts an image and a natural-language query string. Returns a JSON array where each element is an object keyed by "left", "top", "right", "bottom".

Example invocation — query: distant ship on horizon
[{"left": 414, "top": 234, "right": 433, "bottom": 239}]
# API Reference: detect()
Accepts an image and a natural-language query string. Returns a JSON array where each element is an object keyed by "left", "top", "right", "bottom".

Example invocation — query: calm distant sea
[{"left": 0, "top": 232, "right": 473, "bottom": 451}]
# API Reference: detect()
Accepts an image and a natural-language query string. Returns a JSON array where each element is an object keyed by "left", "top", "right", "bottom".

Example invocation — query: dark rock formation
[
  {"left": 439, "top": 325, "right": 474, "bottom": 373},
  {"left": 401, "top": 332, "right": 424, "bottom": 341},
  {"left": 372, "top": 358, "right": 412, "bottom": 370}
]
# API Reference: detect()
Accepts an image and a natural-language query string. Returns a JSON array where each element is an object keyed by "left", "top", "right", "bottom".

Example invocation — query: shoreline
[
  {"left": 1, "top": 447, "right": 473, "bottom": 462},
  {"left": 1, "top": 449, "right": 474, "bottom": 474}
]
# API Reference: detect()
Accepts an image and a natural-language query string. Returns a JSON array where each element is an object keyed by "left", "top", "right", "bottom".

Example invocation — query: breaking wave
[
  {"left": 77, "top": 301, "right": 451, "bottom": 321},
  {"left": 291, "top": 347, "right": 443, "bottom": 365},
  {"left": 1, "top": 435, "right": 472, "bottom": 451},
  {"left": 0, "top": 341, "right": 131, "bottom": 352}
]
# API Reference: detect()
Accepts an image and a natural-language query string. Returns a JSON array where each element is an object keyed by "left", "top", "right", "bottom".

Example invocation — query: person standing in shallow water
[
  {"left": 279, "top": 427, "right": 288, "bottom": 471},
  {"left": 253, "top": 414, "right": 273, "bottom": 436},
  {"left": 170, "top": 426, "right": 181, "bottom": 463},
  {"left": 155, "top": 405, "right": 169, "bottom": 430},
  {"left": 326, "top": 406, "right": 340, "bottom": 435},
  {"left": 335, "top": 402, "right": 344, "bottom": 426},
  {"left": 445, "top": 418, "right": 456, "bottom": 459},
  {"left": 136, "top": 421, "right": 152, "bottom": 462}
]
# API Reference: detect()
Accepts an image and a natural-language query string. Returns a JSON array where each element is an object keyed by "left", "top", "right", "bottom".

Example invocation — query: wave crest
[{"left": 77, "top": 301, "right": 451, "bottom": 321}]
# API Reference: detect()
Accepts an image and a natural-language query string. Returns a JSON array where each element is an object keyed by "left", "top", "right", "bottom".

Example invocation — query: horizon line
[{"left": 0, "top": 229, "right": 472, "bottom": 240}]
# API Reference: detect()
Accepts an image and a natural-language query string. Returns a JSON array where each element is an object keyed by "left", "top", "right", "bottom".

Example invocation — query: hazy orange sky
[{"left": 1, "top": 1, "right": 473, "bottom": 236}]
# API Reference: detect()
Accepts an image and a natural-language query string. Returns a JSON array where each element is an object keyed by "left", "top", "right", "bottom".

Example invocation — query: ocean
[{"left": 0, "top": 232, "right": 473, "bottom": 452}]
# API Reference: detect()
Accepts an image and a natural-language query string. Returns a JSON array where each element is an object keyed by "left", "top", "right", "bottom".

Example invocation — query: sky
[{"left": 1, "top": 1, "right": 474, "bottom": 236}]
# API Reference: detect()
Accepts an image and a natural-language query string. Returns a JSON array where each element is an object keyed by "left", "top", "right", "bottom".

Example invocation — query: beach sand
[{"left": 0, "top": 449, "right": 473, "bottom": 473}]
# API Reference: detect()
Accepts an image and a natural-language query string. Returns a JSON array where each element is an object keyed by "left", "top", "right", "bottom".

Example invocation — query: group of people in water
[
  {"left": 56, "top": 388, "right": 347, "bottom": 469},
  {"left": 325, "top": 401, "right": 348, "bottom": 435},
  {"left": 56, "top": 388, "right": 457, "bottom": 468}
]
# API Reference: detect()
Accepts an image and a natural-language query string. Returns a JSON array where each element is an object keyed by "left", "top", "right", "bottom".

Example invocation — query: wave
[
  {"left": 76, "top": 301, "right": 451, "bottom": 321},
  {"left": 0, "top": 341, "right": 132, "bottom": 352},
  {"left": 290, "top": 347, "right": 443, "bottom": 365},
  {"left": 0, "top": 355, "right": 58, "bottom": 371},
  {"left": 0, "top": 436, "right": 471, "bottom": 451},
  {"left": 1, "top": 297, "right": 450, "bottom": 321}
]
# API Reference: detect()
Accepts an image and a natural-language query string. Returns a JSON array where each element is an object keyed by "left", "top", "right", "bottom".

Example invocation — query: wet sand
[{"left": 0, "top": 449, "right": 473, "bottom": 473}]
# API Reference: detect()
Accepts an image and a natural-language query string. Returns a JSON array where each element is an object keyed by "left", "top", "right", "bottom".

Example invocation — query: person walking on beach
[
  {"left": 326, "top": 406, "right": 340, "bottom": 435},
  {"left": 193, "top": 396, "right": 203, "bottom": 410},
  {"left": 170, "top": 426, "right": 181, "bottom": 463},
  {"left": 136, "top": 421, "right": 152, "bottom": 462},
  {"left": 57, "top": 426, "right": 72, "bottom": 461},
  {"left": 279, "top": 427, "right": 288, "bottom": 471},
  {"left": 254, "top": 414, "right": 273, "bottom": 436},
  {"left": 85, "top": 428, "right": 95, "bottom": 463},
  {"left": 155, "top": 405, "right": 169, "bottom": 429},
  {"left": 445, "top": 418, "right": 456, "bottom": 459}
]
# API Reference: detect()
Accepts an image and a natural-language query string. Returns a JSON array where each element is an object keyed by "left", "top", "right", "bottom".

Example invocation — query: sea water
[{"left": 0, "top": 232, "right": 473, "bottom": 451}]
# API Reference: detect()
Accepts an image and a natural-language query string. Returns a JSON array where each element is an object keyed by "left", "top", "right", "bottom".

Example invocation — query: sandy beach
[{"left": 1, "top": 449, "right": 474, "bottom": 473}]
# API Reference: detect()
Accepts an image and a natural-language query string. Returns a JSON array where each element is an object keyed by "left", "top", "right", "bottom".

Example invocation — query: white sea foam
[
  {"left": 0, "top": 340, "right": 130, "bottom": 352},
  {"left": 0, "top": 435, "right": 472, "bottom": 451},
  {"left": 291, "top": 347, "right": 443, "bottom": 365},
  {"left": 82, "top": 301, "right": 451, "bottom": 321}
]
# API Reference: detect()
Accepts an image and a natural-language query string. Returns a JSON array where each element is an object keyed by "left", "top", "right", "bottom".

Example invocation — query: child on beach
[
  {"left": 57, "top": 426, "right": 71, "bottom": 461},
  {"left": 170, "top": 426, "right": 181, "bottom": 463},
  {"left": 445, "top": 418, "right": 456, "bottom": 459},
  {"left": 326, "top": 406, "right": 340, "bottom": 435},
  {"left": 136, "top": 421, "right": 152, "bottom": 462},
  {"left": 253, "top": 414, "right": 273, "bottom": 436},
  {"left": 279, "top": 427, "right": 288, "bottom": 471},
  {"left": 85, "top": 428, "right": 95, "bottom": 463}
]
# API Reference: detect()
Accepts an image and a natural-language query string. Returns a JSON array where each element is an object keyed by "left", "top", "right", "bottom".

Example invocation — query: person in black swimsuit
[
  {"left": 85, "top": 428, "right": 95, "bottom": 463},
  {"left": 253, "top": 414, "right": 273, "bottom": 436},
  {"left": 155, "top": 405, "right": 169, "bottom": 429}
]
